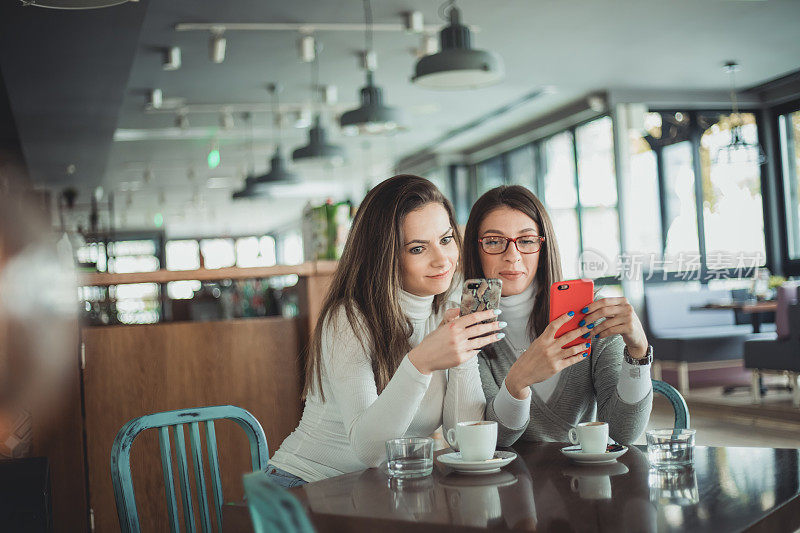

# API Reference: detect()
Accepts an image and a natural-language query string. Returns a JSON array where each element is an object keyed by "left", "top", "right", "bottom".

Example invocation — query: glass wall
[{"left": 780, "top": 107, "right": 800, "bottom": 259}]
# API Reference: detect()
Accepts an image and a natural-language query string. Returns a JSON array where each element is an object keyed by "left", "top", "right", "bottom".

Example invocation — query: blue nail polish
[
  {"left": 581, "top": 307, "right": 589, "bottom": 314},
  {"left": 587, "top": 323, "right": 595, "bottom": 329},
  {"left": 594, "top": 334, "right": 599, "bottom": 338},
  {"left": 578, "top": 319, "right": 586, "bottom": 327},
  {"left": 585, "top": 342, "right": 590, "bottom": 348},
  {"left": 494, "top": 309, "right": 502, "bottom": 315},
  {"left": 568, "top": 311, "right": 574, "bottom": 317},
  {"left": 581, "top": 333, "right": 590, "bottom": 338},
  {"left": 497, "top": 332, "right": 506, "bottom": 339},
  {"left": 498, "top": 321, "right": 508, "bottom": 328},
  {"left": 582, "top": 353, "right": 587, "bottom": 358}
]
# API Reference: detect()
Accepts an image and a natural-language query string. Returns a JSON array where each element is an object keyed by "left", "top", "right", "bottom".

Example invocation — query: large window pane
[
  {"left": 543, "top": 132, "right": 577, "bottom": 209},
  {"left": 200, "top": 238, "right": 235, "bottom": 269},
  {"left": 549, "top": 209, "right": 580, "bottom": 279},
  {"left": 581, "top": 207, "right": 621, "bottom": 277},
  {"left": 699, "top": 113, "right": 765, "bottom": 268},
  {"left": 476, "top": 156, "right": 505, "bottom": 196},
  {"left": 576, "top": 116, "right": 618, "bottom": 207},
  {"left": 507, "top": 145, "right": 535, "bottom": 191},
  {"left": 780, "top": 109, "right": 800, "bottom": 259},
  {"left": 166, "top": 240, "right": 200, "bottom": 271},
  {"left": 627, "top": 142, "right": 662, "bottom": 257},
  {"left": 662, "top": 141, "right": 700, "bottom": 269}
]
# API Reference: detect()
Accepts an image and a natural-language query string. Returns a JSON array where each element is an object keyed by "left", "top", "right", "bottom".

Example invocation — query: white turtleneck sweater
[
  {"left": 492, "top": 283, "right": 652, "bottom": 430},
  {"left": 268, "top": 290, "right": 486, "bottom": 482}
]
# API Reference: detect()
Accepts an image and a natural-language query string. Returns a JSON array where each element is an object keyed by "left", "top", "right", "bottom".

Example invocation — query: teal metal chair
[
  {"left": 652, "top": 379, "right": 690, "bottom": 429},
  {"left": 243, "top": 472, "right": 315, "bottom": 533},
  {"left": 110, "top": 405, "right": 269, "bottom": 533}
]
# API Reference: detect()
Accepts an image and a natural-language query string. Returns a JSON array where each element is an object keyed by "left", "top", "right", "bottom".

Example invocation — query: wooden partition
[{"left": 82, "top": 317, "right": 305, "bottom": 532}]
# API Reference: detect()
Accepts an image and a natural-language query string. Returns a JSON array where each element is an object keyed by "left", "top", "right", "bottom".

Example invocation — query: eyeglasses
[{"left": 478, "top": 235, "right": 545, "bottom": 255}]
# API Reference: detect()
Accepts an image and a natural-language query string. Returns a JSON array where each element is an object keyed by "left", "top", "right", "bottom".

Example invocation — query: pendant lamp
[
  {"left": 412, "top": 2, "right": 504, "bottom": 89},
  {"left": 252, "top": 84, "right": 298, "bottom": 191},
  {"left": 292, "top": 41, "right": 346, "bottom": 166},
  {"left": 340, "top": 0, "right": 405, "bottom": 136}
]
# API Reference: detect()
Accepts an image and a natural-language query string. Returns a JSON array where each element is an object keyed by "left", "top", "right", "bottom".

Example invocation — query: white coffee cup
[
  {"left": 568, "top": 421, "right": 608, "bottom": 454},
  {"left": 446, "top": 421, "right": 497, "bottom": 461}
]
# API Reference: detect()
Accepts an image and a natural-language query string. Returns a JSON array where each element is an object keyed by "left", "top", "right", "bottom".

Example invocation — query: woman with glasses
[
  {"left": 266, "top": 175, "right": 502, "bottom": 487},
  {"left": 463, "top": 185, "right": 652, "bottom": 446}
]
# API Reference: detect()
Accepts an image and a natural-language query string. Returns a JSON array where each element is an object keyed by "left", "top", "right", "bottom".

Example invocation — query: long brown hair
[
  {"left": 463, "top": 185, "right": 562, "bottom": 345},
  {"left": 303, "top": 175, "right": 462, "bottom": 400}
]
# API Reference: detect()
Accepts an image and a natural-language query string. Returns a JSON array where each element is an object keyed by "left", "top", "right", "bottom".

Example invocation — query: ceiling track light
[
  {"left": 147, "top": 88, "right": 163, "bottom": 109},
  {"left": 219, "top": 109, "right": 234, "bottom": 130},
  {"left": 403, "top": 11, "right": 424, "bottom": 34},
  {"left": 298, "top": 33, "right": 316, "bottom": 62},
  {"left": 322, "top": 85, "right": 338, "bottom": 105},
  {"left": 210, "top": 28, "right": 227, "bottom": 63},
  {"left": 162, "top": 46, "right": 181, "bottom": 71},
  {"left": 175, "top": 111, "right": 189, "bottom": 130},
  {"left": 412, "top": 2, "right": 504, "bottom": 90}
]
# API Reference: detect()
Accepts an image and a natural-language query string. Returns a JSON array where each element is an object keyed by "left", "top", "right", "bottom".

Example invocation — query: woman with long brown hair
[
  {"left": 266, "top": 175, "right": 503, "bottom": 486},
  {"left": 463, "top": 185, "right": 652, "bottom": 446}
]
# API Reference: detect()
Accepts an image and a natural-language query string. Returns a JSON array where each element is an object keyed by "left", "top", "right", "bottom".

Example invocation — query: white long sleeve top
[
  {"left": 492, "top": 283, "right": 652, "bottom": 430},
  {"left": 268, "top": 289, "right": 486, "bottom": 482}
]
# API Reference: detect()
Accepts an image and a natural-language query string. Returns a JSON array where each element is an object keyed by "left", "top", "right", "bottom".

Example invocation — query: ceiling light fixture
[
  {"left": 293, "top": 40, "right": 346, "bottom": 168},
  {"left": 219, "top": 109, "right": 234, "bottom": 130},
  {"left": 175, "top": 110, "right": 189, "bottom": 130},
  {"left": 232, "top": 112, "right": 261, "bottom": 199},
  {"left": 298, "top": 34, "right": 316, "bottom": 63},
  {"left": 147, "top": 88, "right": 163, "bottom": 109},
  {"left": 162, "top": 46, "right": 181, "bottom": 71},
  {"left": 252, "top": 84, "right": 298, "bottom": 193},
  {"left": 715, "top": 61, "right": 766, "bottom": 165},
  {"left": 210, "top": 28, "right": 226, "bottom": 63},
  {"left": 340, "top": 0, "right": 405, "bottom": 136},
  {"left": 412, "top": 0, "right": 504, "bottom": 90},
  {"left": 403, "top": 11, "right": 424, "bottom": 34}
]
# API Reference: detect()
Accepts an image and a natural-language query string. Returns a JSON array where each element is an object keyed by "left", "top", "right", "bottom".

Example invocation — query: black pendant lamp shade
[
  {"left": 412, "top": 6, "right": 504, "bottom": 89},
  {"left": 252, "top": 148, "right": 298, "bottom": 193},
  {"left": 339, "top": 71, "right": 404, "bottom": 136},
  {"left": 232, "top": 176, "right": 259, "bottom": 199},
  {"left": 292, "top": 114, "right": 346, "bottom": 166}
]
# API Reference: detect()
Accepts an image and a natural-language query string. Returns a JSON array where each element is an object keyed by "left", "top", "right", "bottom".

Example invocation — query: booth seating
[
  {"left": 744, "top": 283, "right": 800, "bottom": 406},
  {"left": 643, "top": 285, "right": 771, "bottom": 394}
]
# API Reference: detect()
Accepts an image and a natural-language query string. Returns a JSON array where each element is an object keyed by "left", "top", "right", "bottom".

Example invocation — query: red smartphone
[{"left": 549, "top": 279, "right": 594, "bottom": 352}]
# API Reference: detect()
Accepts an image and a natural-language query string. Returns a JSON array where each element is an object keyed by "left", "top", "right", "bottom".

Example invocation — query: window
[
  {"left": 698, "top": 113, "right": 766, "bottom": 269},
  {"left": 662, "top": 141, "right": 700, "bottom": 268},
  {"left": 476, "top": 156, "right": 506, "bottom": 197},
  {"left": 542, "top": 131, "right": 580, "bottom": 278},
  {"left": 200, "top": 238, "right": 235, "bottom": 269},
  {"left": 626, "top": 131, "right": 662, "bottom": 258},
  {"left": 780, "top": 108, "right": 800, "bottom": 259},
  {"left": 507, "top": 145, "right": 536, "bottom": 191},
  {"left": 165, "top": 240, "right": 200, "bottom": 271},
  {"left": 235, "top": 236, "right": 277, "bottom": 268}
]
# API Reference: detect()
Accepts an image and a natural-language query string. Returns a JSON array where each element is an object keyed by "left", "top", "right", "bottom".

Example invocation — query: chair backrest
[
  {"left": 110, "top": 405, "right": 269, "bottom": 533},
  {"left": 652, "top": 380, "right": 690, "bottom": 430},
  {"left": 775, "top": 282, "right": 799, "bottom": 339},
  {"left": 243, "top": 472, "right": 315, "bottom": 533},
  {"left": 643, "top": 286, "right": 734, "bottom": 336}
]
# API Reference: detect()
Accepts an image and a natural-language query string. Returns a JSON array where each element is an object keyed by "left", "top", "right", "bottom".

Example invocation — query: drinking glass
[
  {"left": 646, "top": 429, "right": 696, "bottom": 468},
  {"left": 648, "top": 465, "right": 699, "bottom": 506},
  {"left": 386, "top": 437, "right": 434, "bottom": 479}
]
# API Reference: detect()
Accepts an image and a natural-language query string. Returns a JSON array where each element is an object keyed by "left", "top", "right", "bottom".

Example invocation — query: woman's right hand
[
  {"left": 408, "top": 309, "right": 504, "bottom": 374},
  {"left": 504, "top": 312, "right": 593, "bottom": 399}
]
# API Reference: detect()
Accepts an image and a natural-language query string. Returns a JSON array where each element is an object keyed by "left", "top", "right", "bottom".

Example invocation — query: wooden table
[
  {"left": 691, "top": 301, "right": 777, "bottom": 333},
  {"left": 223, "top": 442, "right": 800, "bottom": 532}
]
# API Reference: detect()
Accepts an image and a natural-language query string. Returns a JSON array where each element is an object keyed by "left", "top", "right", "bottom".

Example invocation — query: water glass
[
  {"left": 386, "top": 437, "right": 434, "bottom": 479},
  {"left": 649, "top": 465, "right": 699, "bottom": 506},
  {"left": 646, "top": 429, "right": 696, "bottom": 468}
]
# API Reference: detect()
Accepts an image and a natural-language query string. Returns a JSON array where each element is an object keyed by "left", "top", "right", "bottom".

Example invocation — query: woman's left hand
[{"left": 581, "top": 297, "right": 649, "bottom": 359}]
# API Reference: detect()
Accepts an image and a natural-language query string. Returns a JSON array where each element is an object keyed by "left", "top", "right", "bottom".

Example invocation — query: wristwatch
[{"left": 623, "top": 344, "right": 653, "bottom": 365}]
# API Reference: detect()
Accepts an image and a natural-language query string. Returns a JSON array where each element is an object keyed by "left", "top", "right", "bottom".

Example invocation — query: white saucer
[
  {"left": 560, "top": 445, "right": 627, "bottom": 465},
  {"left": 437, "top": 450, "right": 517, "bottom": 474}
]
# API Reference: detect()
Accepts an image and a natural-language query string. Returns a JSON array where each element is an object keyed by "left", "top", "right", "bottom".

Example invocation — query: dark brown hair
[
  {"left": 303, "top": 175, "right": 462, "bottom": 400},
  {"left": 463, "top": 185, "right": 562, "bottom": 347}
]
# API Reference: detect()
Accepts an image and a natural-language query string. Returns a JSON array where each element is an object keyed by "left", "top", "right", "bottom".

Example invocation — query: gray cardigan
[{"left": 479, "top": 333, "right": 652, "bottom": 446}]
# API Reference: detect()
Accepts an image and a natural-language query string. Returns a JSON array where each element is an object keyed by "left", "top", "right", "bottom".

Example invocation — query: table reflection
[{"left": 291, "top": 444, "right": 800, "bottom": 532}]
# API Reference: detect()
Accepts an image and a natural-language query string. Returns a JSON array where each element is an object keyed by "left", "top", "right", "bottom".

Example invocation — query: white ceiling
[{"left": 9, "top": 0, "right": 800, "bottom": 238}]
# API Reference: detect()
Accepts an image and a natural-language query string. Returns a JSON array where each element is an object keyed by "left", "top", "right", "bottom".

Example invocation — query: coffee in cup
[
  {"left": 568, "top": 421, "right": 608, "bottom": 454},
  {"left": 446, "top": 420, "right": 497, "bottom": 461}
]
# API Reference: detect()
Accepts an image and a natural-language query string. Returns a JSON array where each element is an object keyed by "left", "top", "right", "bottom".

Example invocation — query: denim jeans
[{"left": 264, "top": 465, "right": 308, "bottom": 489}]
